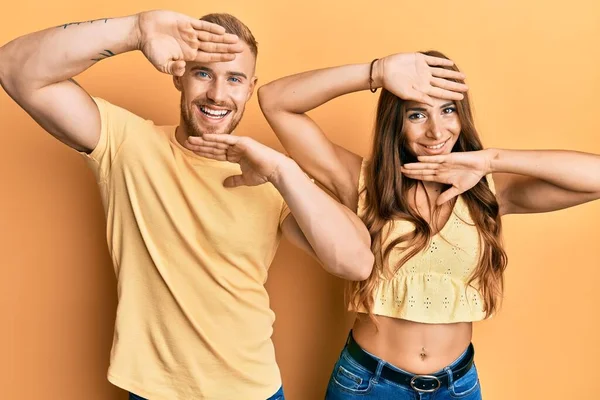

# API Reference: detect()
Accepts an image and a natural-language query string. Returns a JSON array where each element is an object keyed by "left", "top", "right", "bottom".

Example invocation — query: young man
[{"left": 0, "top": 10, "right": 375, "bottom": 400}]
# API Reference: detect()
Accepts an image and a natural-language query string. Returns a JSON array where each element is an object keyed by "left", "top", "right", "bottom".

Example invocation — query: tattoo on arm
[
  {"left": 59, "top": 18, "right": 110, "bottom": 29},
  {"left": 91, "top": 49, "right": 115, "bottom": 62},
  {"left": 57, "top": 18, "right": 116, "bottom": 62}
]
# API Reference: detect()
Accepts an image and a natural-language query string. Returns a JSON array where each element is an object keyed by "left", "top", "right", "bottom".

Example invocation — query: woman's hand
[
  {"left": 401, "top": 150, "right": 494, "bottom": 204},
  {"left": 376, "top": 53, "right": 468, "bottom": 106}
]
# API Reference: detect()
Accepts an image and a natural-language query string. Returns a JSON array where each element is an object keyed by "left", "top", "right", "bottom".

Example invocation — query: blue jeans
[
  {"left": 129, "top": 385, "right": 284, "bottom": 400},
  {"left": 325, "top": 334, "right": 481, "bottom": 399}
]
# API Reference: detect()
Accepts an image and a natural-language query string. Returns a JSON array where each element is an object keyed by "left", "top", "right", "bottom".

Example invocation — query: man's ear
[
  {"left": 247, "top": 76, "right": 258, "bottom": 101},
  {"left": 173, "top": 75, "right": 183, "bottom": 92}
]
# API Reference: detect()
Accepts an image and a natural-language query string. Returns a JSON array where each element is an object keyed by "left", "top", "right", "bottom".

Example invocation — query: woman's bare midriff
[{"left": 352, "top": 313, "right": 473, "bottom": 375}]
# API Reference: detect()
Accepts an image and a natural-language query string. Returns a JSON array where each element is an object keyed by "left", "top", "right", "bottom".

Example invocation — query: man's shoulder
[{"left": 92, "top": 96, "right": 160, "bottom": 128}]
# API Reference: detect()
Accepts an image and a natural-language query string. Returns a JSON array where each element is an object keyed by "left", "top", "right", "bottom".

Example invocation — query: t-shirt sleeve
[
  {"left": 279, "top": 200, "right": 291, "bottom": 227},
  {"left": 79, "top": 97, "right": 143, "bottom": 180}
]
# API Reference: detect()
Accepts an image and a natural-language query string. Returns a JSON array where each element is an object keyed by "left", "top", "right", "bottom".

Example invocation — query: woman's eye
[
  {"left": 408, "top": 112, "right": 425, "bottom": 120},
  {"left": 443, "top": 107, "right": 456, "bottom": 114}
]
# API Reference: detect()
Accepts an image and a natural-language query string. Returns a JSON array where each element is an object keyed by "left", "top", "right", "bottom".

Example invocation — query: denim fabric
[{"left": 325, "top": 336, "right": 481, "bottom": 400}]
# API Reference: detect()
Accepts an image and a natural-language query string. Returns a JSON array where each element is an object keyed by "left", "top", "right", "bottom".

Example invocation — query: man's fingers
[
  {"left": 186, "top": 137, "right": 229, "bottom": 150},
  {"left": 196, "top": 31, "right": 240, "bottom": 45},
  {"left": 190, "top": 19, "right": 227, "bottom": 35},
  {"left": 223, "top": 174, "right": 245, "bottom": 188},
  {"left": 202, "top": 134, "right": 239, "bottom": 145},
  {"left": 195, "top": 52, "right": 237, "bottom": 63},
  {"left": 166, "top": 60, "right": 186, "bottom": 76},
  {"left": 197, "top": 41, "right": 245, "bottom": 54},
  {"left": 193, "top": 151, "right": 228, "bottom": 161},
  {"left": 188, "top": 146, "right": 227, "bottom": 156}
]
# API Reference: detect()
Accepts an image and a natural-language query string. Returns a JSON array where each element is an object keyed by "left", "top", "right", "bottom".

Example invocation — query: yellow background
[{"left": 1, "top": 0, "right": 599, "bottom": 399}]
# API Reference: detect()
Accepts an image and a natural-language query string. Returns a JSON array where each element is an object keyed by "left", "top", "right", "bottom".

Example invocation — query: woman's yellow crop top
[{"left": 349, "top": 160, "right": 497, "bottom": 323}]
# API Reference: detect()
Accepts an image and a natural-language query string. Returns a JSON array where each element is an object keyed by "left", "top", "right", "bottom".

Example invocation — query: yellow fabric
[
  {"left": 350, "top": 160, "right": 497, "bottom": 324},
  {"left": 81, "top": 98, "right": 290, "bottom": 400}
]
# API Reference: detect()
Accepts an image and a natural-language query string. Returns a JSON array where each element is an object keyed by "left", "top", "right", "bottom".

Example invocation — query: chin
[{"left": 189, "top": 121, "right": 233, "bottom": 136}]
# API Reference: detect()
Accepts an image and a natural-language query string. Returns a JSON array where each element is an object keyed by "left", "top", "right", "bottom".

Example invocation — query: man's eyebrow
[{"left": 227, "top": 71, "right": 248, "bottom": 79}]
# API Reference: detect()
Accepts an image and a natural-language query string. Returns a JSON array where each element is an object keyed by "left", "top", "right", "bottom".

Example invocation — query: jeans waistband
[{"left": 344, "top": 331, "right": 475, "bottom": 393}]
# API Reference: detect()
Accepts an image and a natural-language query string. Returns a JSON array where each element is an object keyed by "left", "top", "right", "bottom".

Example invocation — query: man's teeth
[
  {"left": 200, "top": 106, "right": 229, "bottom": 118},
  {"left": 426, "top": 141, "right": 447, "bottom": 149}
]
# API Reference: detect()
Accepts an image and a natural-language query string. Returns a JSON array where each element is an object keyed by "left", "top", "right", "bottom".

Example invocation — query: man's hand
[
  {"left": 137, "top": 10, "right": 244, "bottom": 76},
  {"left": 185, "top": 134, "right": 290, "bottom": 188}
]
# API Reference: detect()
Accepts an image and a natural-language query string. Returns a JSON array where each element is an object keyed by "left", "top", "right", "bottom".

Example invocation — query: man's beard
[{"left": 181, "top": 97, "right": 244, "bottom": 137}]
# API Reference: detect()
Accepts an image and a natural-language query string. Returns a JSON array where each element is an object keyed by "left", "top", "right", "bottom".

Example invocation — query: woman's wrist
[
  {"left": 370, "top": 58, "right": 385, "bottom": 89},
  {"left": 486, "top": 148, "right": 502, "bottom": 174}
]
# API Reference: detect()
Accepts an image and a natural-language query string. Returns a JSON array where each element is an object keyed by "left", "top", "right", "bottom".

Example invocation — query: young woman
[{"left": 256, "top": 51, "right": 600, "bottom": 399}]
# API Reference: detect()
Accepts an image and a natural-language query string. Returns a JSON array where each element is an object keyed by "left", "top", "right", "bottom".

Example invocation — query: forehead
[
  {"left": 405, "top": 98, "right": 455, "bottom": 109},
  {"left": 188, "top": 42, "right": 256, "bottom": 76}
]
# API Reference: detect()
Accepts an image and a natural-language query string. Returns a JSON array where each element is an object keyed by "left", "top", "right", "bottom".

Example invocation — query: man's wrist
[{"left": 130, "top": 13, "right": 143, "bottom": 51}]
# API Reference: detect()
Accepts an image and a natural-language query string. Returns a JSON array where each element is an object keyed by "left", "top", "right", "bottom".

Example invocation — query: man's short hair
[{"left": 200, "top": 13, "right": 258, "bottom": 58}]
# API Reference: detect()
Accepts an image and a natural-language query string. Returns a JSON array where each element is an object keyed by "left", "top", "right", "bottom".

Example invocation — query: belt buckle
[{"left": 410, "top": 375, "right": 441, "bottom": 393}]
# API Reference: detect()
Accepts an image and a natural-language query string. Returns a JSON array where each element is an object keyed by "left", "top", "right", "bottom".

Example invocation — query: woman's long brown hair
[{"left": 348, "top": 51, "right": 507, "bottom": 320}]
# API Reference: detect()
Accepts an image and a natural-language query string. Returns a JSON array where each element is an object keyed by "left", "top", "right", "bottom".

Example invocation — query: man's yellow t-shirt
[{"left": 81, "top": 97, "right": 290, "bottom": 400}]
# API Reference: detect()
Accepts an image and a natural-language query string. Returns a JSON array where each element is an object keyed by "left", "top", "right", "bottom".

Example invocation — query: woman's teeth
[{"left": 426, "top": 140, "right": 447, "bottom": 149}]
